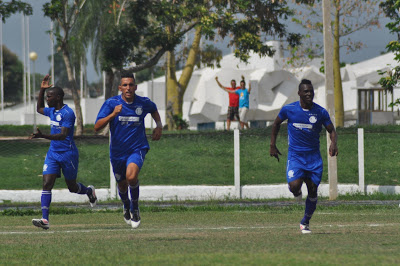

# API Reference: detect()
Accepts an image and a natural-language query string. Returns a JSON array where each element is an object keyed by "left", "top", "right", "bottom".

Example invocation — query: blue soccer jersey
[
  {"left": 95, "top": 94, "right": 157, "bottom": 160},
  {"left": 43, "top": 104, "right": 77, "bottom": 152},
  {"left": 278, "top": 101, "right": 332, "bottom": 152}
]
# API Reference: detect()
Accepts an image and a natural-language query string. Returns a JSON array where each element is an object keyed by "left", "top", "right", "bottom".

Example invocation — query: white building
[
  {"left": 1, "top": 41, "right": 399, "bottom": 128},
  {"left": 136, "top": 41, "right": 400, "bottom": 129}
]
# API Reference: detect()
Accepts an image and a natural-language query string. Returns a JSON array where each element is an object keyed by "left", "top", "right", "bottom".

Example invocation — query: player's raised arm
[
  {"left": 248, "top": 81, "right": 252, "bottom": 94},
  {"left": 37, "top": 74, "right": 53, "bottom": 115},
  {"left": 270, "top": 116, "right": 283, "bottom": 162},
  {"left": 325, "top": 123, "right": 338, "bottom": 157}
]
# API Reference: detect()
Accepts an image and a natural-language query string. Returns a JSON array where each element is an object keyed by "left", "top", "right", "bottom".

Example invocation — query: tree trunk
[
  {"left": 104, "top": 70, "right": 114, "bottom": 100},
  {"left": 178, "top": 26, "right": 202, "bottom": 96},
  {"left": 333, "top": 1, "right": 344, "bottom": 127},
  {"left": 166, "top": 50, "right": 180, "bottom": 130},
  {"left": 62, "top": 48, "right": 84, "bottom": 135},
  {"left": 166, "top": 26, "right": 202, "bottom": 130}
]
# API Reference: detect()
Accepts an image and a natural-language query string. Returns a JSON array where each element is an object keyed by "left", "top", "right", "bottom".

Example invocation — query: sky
[{"left": 1, "top": 0, "right": 396, "bottom": 83}]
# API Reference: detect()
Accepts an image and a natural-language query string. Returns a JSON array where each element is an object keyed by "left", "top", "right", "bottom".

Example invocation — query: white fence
[{"left": 1, "top": 128, "right": 399, "bottom": 203}]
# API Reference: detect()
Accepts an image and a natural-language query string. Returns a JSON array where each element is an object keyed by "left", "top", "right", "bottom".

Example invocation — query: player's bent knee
[{"left": 288, "top": 182, "right": 302, "bottom": 195}]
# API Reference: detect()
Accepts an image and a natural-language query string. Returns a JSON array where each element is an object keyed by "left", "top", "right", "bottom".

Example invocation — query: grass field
[
  {"left": 1, "top": 203, "right": 400, "bottom": 265},
  {"left": 1, "top": 125, "right": 400, "bottom": 189}
]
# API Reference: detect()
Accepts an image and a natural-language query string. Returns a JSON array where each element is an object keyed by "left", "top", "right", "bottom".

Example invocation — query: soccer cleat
[
  {"left": 32, "top": 218, "right": 49, "bottom": 230},
  {"left": 87, "top": 185, "right": 97, "bottom": 207},
  {"left": 131, "top": 209, "right": 141, "bottom": 229},
  {"left": 300, "top": 223, "right": 311, "bottom": 234},
  {"left": 123, "top": 209, "right": 131, "bottom": 225}
]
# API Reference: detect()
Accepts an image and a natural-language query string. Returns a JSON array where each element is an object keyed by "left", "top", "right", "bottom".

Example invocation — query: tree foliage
[
  {"left": 0, "top": 0, "right": 32, "bottom": 22},
  {"left": 289, "top": 0, "right": 382, "bottom": 127},
  {"left": 48, "top": 0, "right": 313, "bottom": 129},
  {"left": 97, "top": 0, "right": 314, "bottom": 72},
  {"left": 378, "top": 0, "right": 400, "bottom": 101},
  {"left": 95, "top": 0, "right": 316, "bottom": 129},
  {"left": 289, "top": 0, "right": 382, "bottom": 67},
  {"left": 43, "top": 0, "right": 97, "bottom": 135},
  {"left": 2, "top": 45, "right": 23, "bottom": 102}
]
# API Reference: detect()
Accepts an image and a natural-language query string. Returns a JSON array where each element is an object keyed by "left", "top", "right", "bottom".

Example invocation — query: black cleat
[
  {"left": 32, "top": 218, "right": 49, "bottom": 230},
  {"left": 131, "top": 209, "right": 141, "bottom": 229},
  {"left": 123, "top": 209, "right": 131, "bottom": 225},
  {"left": 87, "top": 185, "right": 97, "bottom": 207}
]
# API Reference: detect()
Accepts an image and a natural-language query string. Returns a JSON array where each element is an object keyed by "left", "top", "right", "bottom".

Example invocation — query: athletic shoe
[
  {"left": 32, "top": 218, "right": 49, "bottom": 230},
  {"left": 87, "top": 185, "right": 97, "bottom": 207},
  {"left": 131, "top": 209, "right": 141, "bottom": 229},
  {"left": 123, "top": 209, "right": 131, "bottom": 225},
  {"left": 300, "top": 223, "right": 311, "bottom": 234}
]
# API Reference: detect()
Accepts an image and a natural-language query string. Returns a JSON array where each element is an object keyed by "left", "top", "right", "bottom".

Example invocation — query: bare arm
[
  {"left": 248, "top": 81, "right": 252, "bottom": 94},
  {"left": 30, "top": 127, "right": 69, "bottom": 140},
  {"left": 215, "top": 76, "right": 235, "bottom": 93},
  {"left": 151, "top": 111, "right": 163, "bottom": 141},
  {"left": 37, "top": 74, "right": 53, "bottom": 115},
  {"left": 270, "top": 116, "right": 283, "bottom": 162},
  {"left": 94, "top": 104, "right": 122, "bottom": 132},
  {"left": 325, "top": 123, "right": 338, "bottom": 156}
]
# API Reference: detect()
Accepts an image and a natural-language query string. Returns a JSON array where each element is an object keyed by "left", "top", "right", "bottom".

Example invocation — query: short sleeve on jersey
[
  {"left": 147, "top": 100, "right": 157, "bottom": 114},
  {"left": 278, "top": 105, "right": 288, "bottom": 121},
  {"left": 43, "top": 107, "right": 52, "bottom": 117},
  {"left": 60, "top": 110, "right": 75, "bottom": 128},
  {"left": 321, "top": 108, "right": 333, "bottom": 127}
]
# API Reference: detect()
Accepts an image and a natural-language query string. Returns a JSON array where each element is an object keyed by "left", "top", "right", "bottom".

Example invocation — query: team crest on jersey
[
  {"left": 309, "top": 116, "right": 317, "bottom": 123},
  {"left": 135, "top": 107, "right": 143, "bottom": 115},
  {"left": 56, "top": 114, "right": 62, "bottom": 121},
  {"left": 288, "top": 170, "right": 294, "bottom": 178}
]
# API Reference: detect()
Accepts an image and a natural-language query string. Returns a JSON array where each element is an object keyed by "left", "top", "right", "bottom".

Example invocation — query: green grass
[
  {"left": 1, "top": 125, "right": 400, "bottom": 189},
  {"left": 0, "top": 138, "right": 109, "bottom": 189},
  {"left": 1, "top": 205, "right": 400, "bottom": 265}
]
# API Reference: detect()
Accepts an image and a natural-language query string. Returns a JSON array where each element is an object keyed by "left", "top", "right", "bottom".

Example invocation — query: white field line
[{"left": 1, "top": 222, "right": 399, "bottom": 235}]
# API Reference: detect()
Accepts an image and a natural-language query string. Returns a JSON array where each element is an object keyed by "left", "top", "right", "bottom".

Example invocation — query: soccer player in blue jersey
[
  {"left": 30, "top": 74, "right": 97, "bottom": 230},
  {"left": 94, "top": 72, "right": 162, "bottom": 229},
  {"left": 269, "top": 79, "right": 338, "bottom": 234}
]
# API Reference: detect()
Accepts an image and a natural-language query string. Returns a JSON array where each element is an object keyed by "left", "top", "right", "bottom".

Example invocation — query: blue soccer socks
[
  {"left": 41, "top": 190, "right": 52, "bottom": 221},
  {"left": 76, "top": 182, "right": 89, "bottom": 195},
  {"left": 118, "top": 187, "right": 131, "bottom": 210},
  {"left": 301, "top": 196, "right": 318, "bottom": 225},
  {"left": 129, "top": 181, "right": 140, "bottom": 212}
]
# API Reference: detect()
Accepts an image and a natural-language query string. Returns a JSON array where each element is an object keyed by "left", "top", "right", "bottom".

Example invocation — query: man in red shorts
[{"left": 215, "top": 76, "right": 240, "bottom": 130}]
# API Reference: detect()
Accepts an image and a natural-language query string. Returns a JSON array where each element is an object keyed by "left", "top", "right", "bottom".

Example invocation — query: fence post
[
  {"left": 358, "top": 128, "right": 365, "bottom": 194},
  {"left": 234, "top": 129, "right": 241, "bottom": 199},
  {"left": 109, "top": 134, "right": 117, "bottom": 199}
]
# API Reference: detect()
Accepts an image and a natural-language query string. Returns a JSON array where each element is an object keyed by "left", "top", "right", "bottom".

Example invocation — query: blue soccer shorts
[
  {"left": 286, "top": 150, "right": 323, "bottom": 186},
  {"left": 43, "top": 149, "right": 79, "bottom": 180},
  {"left": 111, "top": 149, "right": 148, "bottom": 183}
]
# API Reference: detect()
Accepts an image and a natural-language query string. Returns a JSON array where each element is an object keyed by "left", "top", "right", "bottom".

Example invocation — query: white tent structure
[
  {"left": 1, "top": 41, "right": 399, "bottom": 128},
  {"left": 136, "top": 41, "right": 400, "bottom": 130}
]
